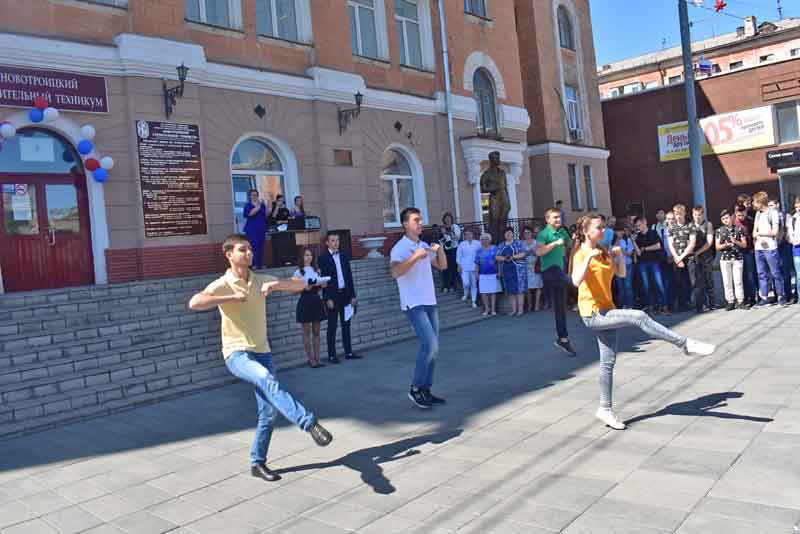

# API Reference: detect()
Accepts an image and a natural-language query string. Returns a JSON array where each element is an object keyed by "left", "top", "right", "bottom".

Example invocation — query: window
[
  {"left": 622, "top": 82, "right": 642, "bottom": 94},
  {"left": 644, "top": 80, "right": 659, "bottom": 89},
  {"left": 474, "top": 69, "right": 498, "bottom": 137},
  {"left": 608, "top": 87, "right": 620, "bottom": 98},
  {"left": 349, "top": 0, "right": 379, "bottom": 58},
  {"left": 583, "top": 166, "right": 597, "bottom": 210},
  {"left": 760, "top": 54, "right": 775, "bottom": 63},
  {"left": 568, "top": 164, "right": 582, "bottom": 210},
  {"left": 395, "top": 0, "right": 422, "bottom": 69},
  {"left": 712, "top": 64, "right": 721, "bottom": 73},
  {"left": 668, "top": 75, "right": 682, "bottom": 84},
  {"left": 256, "top": 0, "right": 297, "bottom": 41},
  {"left": 464, "top": 0, "right": 486, "bottom": 18},
  {"left": 730, "top": 60, "right": 744, "bottom": 70},
  {"left": 777, "top": 101, "right": 800, "bottom": 144},
  {"left": 564, "top": 84, "right": 582, "bottom": 138},
  {"left": 557, "top": 6, "right": 575, "bottom": 50},
  {"left": 382, "top": 149, "right": 415, "bottom": 226},
  {"left": 231, "top": 138, "right": 285, "bottom": 232},
  {"left": 186, "top": 0, "right": 242, "bottom": 29},
  {"left": 86, "top": 0, "right": 127, "bottom": 6},
  {"left": 791, "top": 48, "right": 800, "bottom": 57}
]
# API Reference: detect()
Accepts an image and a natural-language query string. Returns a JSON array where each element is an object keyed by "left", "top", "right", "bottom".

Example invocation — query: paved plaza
[{"left": 0, "top": 306, "right": 799, "bottom": 534}]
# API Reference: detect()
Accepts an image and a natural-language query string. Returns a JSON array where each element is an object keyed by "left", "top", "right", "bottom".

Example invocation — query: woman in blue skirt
[{"left": 497, "top": 226, "right": 528, "bottom": 316}]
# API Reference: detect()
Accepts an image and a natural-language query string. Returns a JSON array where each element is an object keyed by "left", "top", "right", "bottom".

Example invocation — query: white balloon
[
  {"left": 0, "top": 122, "right": 16, "bottom": 138},
  {"left": 100, "top": 156, "right": 115, "bottom": 170},
  {"left": 43, "top": 107, "right": 59, "bottom": 122},
  {"left": 80, "top": 125, "right": 96, "bottom": 140}
]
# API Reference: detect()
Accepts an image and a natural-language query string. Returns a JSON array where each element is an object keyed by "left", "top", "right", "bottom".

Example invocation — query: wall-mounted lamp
[
  {"left": 338, "top": 91, "right": 363, "bottom": 135},
  {"left": 164, "top": 63, "right": 189, "bottom": 119}
]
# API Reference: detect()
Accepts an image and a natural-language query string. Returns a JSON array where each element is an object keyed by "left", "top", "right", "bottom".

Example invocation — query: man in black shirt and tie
[{"left": 318, "top": 232, "right": 360, "bottom": 363}]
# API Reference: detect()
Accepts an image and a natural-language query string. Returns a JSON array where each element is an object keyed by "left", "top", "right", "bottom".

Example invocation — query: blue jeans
[
  {"left": 781, "top": 243, "right": 795, "bottom": 297},
  {"left": 755, "top": 248, "right": 785, "bottom": 299},
  {"left": 225, "top": 351, "right": 316, "bottom": 465},
  {"left": 741, "top": 250, "right": 757, "bottom": 302},
  {"left": 582, "top": 309, "right": 686, "bottom": 409},
  {"left": 794, "top": 255, "right": 800, "bottom": 298},
  {"left": 661, "top": 261, "right": 676, "bottom": 308},
  {"left": 404, "top": 305, "right": 439, "bottom": 389},
  {"left": 638, "top": 261, "right": 667, "bottom": 307},
  {"left": 615, "top": 267, "right": 634, "bottom": 308}
]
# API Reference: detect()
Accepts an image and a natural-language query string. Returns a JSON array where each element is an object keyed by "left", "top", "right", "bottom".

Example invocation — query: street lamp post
[{"left": 678, "top": 0, "right": 707, "bottom": 212}]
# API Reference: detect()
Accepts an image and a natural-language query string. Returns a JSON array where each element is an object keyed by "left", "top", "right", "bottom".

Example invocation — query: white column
[
  {"left": 507, "top": 163, "right": 521, "bottom": 220},
  {"left": 465, "top": 158, "right": 483, "bottom": 222}
]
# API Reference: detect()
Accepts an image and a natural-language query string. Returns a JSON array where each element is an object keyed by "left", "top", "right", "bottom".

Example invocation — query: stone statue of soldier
[{"left": 480, "top": 151, "right": 510, "bottom": 243}]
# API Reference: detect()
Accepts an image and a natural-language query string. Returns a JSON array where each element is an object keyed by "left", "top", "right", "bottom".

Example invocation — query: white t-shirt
[
  {"left": 456, "top": 240, "right": 481, "bottom": 271},
  {"left": 754, "top": 209, "right": 780, "bottom": 251},
  {"left": 390, "top": 235, "right": 437, "bottom": 311}
]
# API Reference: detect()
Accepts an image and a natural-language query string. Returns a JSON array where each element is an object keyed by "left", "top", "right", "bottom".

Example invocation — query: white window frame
[
  {"left": 187, "top": 0, "right": 243, "bottom": 29},
  {"left": 760, "top": 54, "right": 775, "bottom": 63},
  {"left": 622, "top": 82, "right": 642, "bottom": 94},
  {"left": 381, "top": 145, "right": 427, "bottom": 227},
  {"left": 564, "top": 84, "right": 582, "bottom": 133},
  {"left": 557, "top": 6, "right": 575, "bottom": 50},
  {"left": 87, "top": 0, "right": 128, "bottom": 6},
  {"left": 383, "top": 174, "right": 414, "bottom": 227},
  {"left": 583, "top": 165, "right": 597, "bottom": 210},
  {"left": 609, "top": 87, "right": 620, "bottom": 98},
  {"left": 464, "top": 0, "right": 487, "bottom": 18},
  {"left": 394, "top": 0, "right": 435, "bottom": 71},
  {"left": 776, "top": 101, "right": 800, "bottom": 145},
  {"left": 348, "top": 0, "right": 389, "bottom": 60},
  {"left": 644, "top": 80, "right": 659, "bottom": 89},
  {"left": 568, "top": 163, "right": 582, "bottom": 211},
  {"left": 668, "top": 74, "right": 682, "bottom": 85},
  {"left": 730, "top": 60, "right": 744, "bottom": 70},
  {"left": 256, "top": 0, "right": 313, "bottom": 43},
  {"left": 791, "top": 48, "right": 800, "bottom": 58}
]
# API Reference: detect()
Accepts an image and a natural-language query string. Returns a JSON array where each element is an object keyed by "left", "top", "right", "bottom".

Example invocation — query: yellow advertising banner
[{"left": 658, "top": 105, "right": 776, "bottom": 162}]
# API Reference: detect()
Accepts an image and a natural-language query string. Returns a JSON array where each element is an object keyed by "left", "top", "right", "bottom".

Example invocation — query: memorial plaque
[{"left": 136, "top": 121, "right": 208, "bottom": 238}]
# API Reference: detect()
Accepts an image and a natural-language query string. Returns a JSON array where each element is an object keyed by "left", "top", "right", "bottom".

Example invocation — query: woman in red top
[{"left": 571, "top": 214, "right": 716, "bottom": 430}]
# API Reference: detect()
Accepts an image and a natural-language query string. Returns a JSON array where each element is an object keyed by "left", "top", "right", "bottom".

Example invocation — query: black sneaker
[
  {"left": 753, "top": 299, "right": 770, "bottom": 309},
  {"left": 308, "top": 422, "right": 333, "bottom": 447},
  {"left": 408, "top": 387, "right": 432, "bottom": 409},
  {"left": 328, "top": 355, "right": 341, "bottom": 364},
  {"left": 725, "top": 303, "right": 736, "bottom": 311},
  {"left": 251, "top": 463, "right": 281, "bottom": 482},
  {"left": 779, "top": 297, "right": 791, "bottom": 307},
  {"left": 344, "top": 353, "right": 363, "bottom": 359},
  {"left": 422, "top": 389, "right": 446, "bottom": 405},
  {"left": 554, "top": 339, "right": 577, "bottom": 357}
]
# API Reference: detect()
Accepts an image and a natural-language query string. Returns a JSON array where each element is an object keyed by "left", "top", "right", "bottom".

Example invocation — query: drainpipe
[{"left": 437, "top": 0, "right": 461, "bottom": 221}]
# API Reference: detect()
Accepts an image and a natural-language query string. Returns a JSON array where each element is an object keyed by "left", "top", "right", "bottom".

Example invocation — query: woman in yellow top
[{"left": 571, "top": 214, "right": 716, "bottom": 430}]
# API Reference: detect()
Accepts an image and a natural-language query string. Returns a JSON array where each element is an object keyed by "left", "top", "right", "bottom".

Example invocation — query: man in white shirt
[
  {"left": 390, "top": 207, "right": 447, "bottom": 409},
  {"left": 752, "top": 191, "right": 788, "bottom": 306},
  {"left": 456, "top": 228, "right": 481, "bottom": 307}
]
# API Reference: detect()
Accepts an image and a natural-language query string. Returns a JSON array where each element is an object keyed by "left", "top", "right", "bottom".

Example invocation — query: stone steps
[{"left": 0, "top": 259, "right": 488, "bottom": 439}]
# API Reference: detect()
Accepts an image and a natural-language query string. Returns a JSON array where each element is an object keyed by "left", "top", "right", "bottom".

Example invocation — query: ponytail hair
[{"left": 568, "top": 213, "right": 610, "bottom": 275}]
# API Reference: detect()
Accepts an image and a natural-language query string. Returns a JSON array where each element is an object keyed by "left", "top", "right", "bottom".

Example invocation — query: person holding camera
[
  {"left": 439, "top": 212, "right": 461, "bottom": 293},
  {"left": 716, "top": 210, "right": 747, "bottom": 310},
  {"left": 294, "top": 248, "right": 327, "bottom": 368}
]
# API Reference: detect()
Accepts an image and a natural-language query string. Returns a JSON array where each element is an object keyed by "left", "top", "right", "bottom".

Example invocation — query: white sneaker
[
  {"left": 481, "top": 311, "right": 489, "bottom": 316},
  {"left": 471, "top": 302, "right": 478, "bottom": 308},
  {"left": 461, "top": 295, "right": 467, "bottom": 301},
  {"left": 595, "top": 407, "right": 626, "bottom": 430},
  {"left": 684, "top": 338, "right": 716, "bottom": 356}
]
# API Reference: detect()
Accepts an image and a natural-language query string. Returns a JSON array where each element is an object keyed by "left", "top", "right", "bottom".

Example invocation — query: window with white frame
[
  {"left": 583, "top": 165, "right": 597, "bottom": 210},
  {"left": 464, "top": 0, "right": 487, "bottom": 18},
  {"left": 557, "top": 6, "right": 575, "bottom": 50},
  {"left": 85, "top": 0, "right": 127, "bottom": 6},
  {"left": 230, "top": 138, "right": 286, "bottom": 233},
  {"left": 776, "top": 101, "right": 800, "bottom": 144},
  {"left": 395, "top": 0, "right": 422, "bottom": 69},
  {"left": 644, "top": 80, "right": 659, "bottom": 89},
  {"left": 564, "top": 85, "right": 582, "bottom": 138},
  {"left": 791, "top": 48, "right": 800, "bottom": 57},
  {"left": 608, "top": 87, "right": 620, "bottom": 98},
  {"left": 668, "top": 74, "right": 682, "bottom": 84},
  {"left": 622, "top": 82, "right": 642, "bottom": 94},
  {"left": 568, "top": 164, "right": 582, "bottom": 210},
  {"left": 256, "top": 0, "right": 311, "bottom": 42},
  {"left": 474, "top": 68, "right": 498, "bottom": 137},
  {"left": 730, "top": 60, "right": 744, "bottom": 70},
  {"left": 382, "top": 149, "right": 416, "bottom": 226},
  {"left": 186, "top": 0, "right": 242, "bottom": 29},
  {"left": 760, "top": 54, "right": 775, "bottom": 63},
  {"left": 349, "top": 0, "right": 379, "bottom": 58}
]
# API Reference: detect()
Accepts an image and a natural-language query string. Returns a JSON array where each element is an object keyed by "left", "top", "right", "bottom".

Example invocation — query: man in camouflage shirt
[
  {"left": 691, "top": 206, "right": 716, "bottom": 310},
  {"left": 668, "top": 204, "right": 704, "bottom": 312},
  {"left": 716, "top": 209, "right": 747, "bottom": 310}
]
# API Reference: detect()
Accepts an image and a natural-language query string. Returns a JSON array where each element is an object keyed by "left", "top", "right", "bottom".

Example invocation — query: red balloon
[
  {"left": 33, "top": 96, "right": 48, "bottom": 110},
  {"left": 84, "top": 158, "right": 100, "bottom": 171}
]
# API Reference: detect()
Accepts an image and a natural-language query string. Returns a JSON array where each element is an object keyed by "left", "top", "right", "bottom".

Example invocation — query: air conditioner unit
[{"left": 569, "top": 128, "right": 584, "bottom": 141}]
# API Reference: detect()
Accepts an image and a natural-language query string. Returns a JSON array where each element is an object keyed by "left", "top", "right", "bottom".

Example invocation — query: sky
[{"left": 590, "top": 0, "right": 800, "bottom": 66}]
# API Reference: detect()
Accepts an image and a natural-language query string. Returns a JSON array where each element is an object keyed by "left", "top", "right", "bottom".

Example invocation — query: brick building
[
  {"left": 598, "top": 16, "right": 800, "bottom": 101},
  {"left": 602, "top": 55, "right": 800, "bottom": 221},
  {"left": 0, "top": 0, "right": 608, "bottom": 292}
]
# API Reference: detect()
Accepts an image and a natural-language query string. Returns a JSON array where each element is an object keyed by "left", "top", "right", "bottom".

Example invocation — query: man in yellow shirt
[{"left": 189, "top": 234, "right": 332, "bottom": 482}]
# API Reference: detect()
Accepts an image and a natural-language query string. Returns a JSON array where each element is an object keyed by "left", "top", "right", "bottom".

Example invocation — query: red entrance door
[{"left": 0, "top": 130, "right": 94, "bottom": 292}]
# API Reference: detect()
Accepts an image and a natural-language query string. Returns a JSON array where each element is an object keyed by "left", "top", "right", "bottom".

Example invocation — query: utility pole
[{"left": 678, "top": 0, "right": 706, "bottom": 211}]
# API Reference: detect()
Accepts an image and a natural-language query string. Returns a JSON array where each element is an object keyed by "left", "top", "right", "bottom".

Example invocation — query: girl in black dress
[{"left": 294, "top": 248, "right": 327, "bottom": 368}]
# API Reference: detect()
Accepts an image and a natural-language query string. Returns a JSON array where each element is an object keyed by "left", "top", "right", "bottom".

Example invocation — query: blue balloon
[
  {"left": 93, "top": 168, "right": 108, "bottom": 182},
  {"left": 29, "top": 108, "right": 44, "bottom": 123},
  {"left": 77, "top": 139, "right": 93, "bottom": 155}
]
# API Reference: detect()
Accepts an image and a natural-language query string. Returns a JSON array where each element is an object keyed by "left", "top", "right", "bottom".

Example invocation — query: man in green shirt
[{"left": 536, "top": 207, "right": 576, "bottom": 356}]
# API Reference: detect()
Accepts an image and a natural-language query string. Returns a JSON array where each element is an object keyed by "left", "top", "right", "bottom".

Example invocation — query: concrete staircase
[{"left": 0, "top": 259, "right": 485, "bottom": 439}]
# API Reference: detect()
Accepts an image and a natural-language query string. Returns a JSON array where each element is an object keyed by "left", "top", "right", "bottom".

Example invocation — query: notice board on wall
[{"left": 136, "top": 121, "right": 208, "bottom": 238}]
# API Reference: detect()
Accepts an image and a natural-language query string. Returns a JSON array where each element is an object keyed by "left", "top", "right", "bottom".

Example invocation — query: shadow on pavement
[{"left": 624, "top": 391, "right": 774, "bottom": 426}]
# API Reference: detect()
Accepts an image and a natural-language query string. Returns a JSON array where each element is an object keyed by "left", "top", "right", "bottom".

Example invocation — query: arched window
[
  {"left": 231, "top": 138, "right": 285, "bottom": 232},
  {"left": 473, "top": 68, "right": 498, "bottom": 137},
  {"left": 558, "top": 6, "right": 575, "bottom": 50},
  {"left": 381, "top": 149, "right": 416, "bottom": 227}
]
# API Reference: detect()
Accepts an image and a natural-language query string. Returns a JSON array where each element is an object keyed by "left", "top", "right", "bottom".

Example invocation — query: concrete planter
[{"left": 359, "top": 236, "right": 387, "bottom": 258}]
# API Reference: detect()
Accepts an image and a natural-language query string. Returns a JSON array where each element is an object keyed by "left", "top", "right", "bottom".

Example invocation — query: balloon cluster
[{"left": 0, "top": 97, "right": 115, "bottom": 183}]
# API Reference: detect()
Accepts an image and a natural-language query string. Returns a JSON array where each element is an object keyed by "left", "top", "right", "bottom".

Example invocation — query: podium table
[{"left": 269, "top": 230, "right": 321, "bottom": 267}]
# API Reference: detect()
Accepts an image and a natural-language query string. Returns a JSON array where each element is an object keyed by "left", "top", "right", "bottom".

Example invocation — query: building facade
[
  {"left": 0, "top": 0, "right": 608, "bottom": 293},
  {"left": 599, "top": 16, "right": 800, "bottom": 101},
  {"left": 603, "top": 55, "right": 800, "bottom": 222}
]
